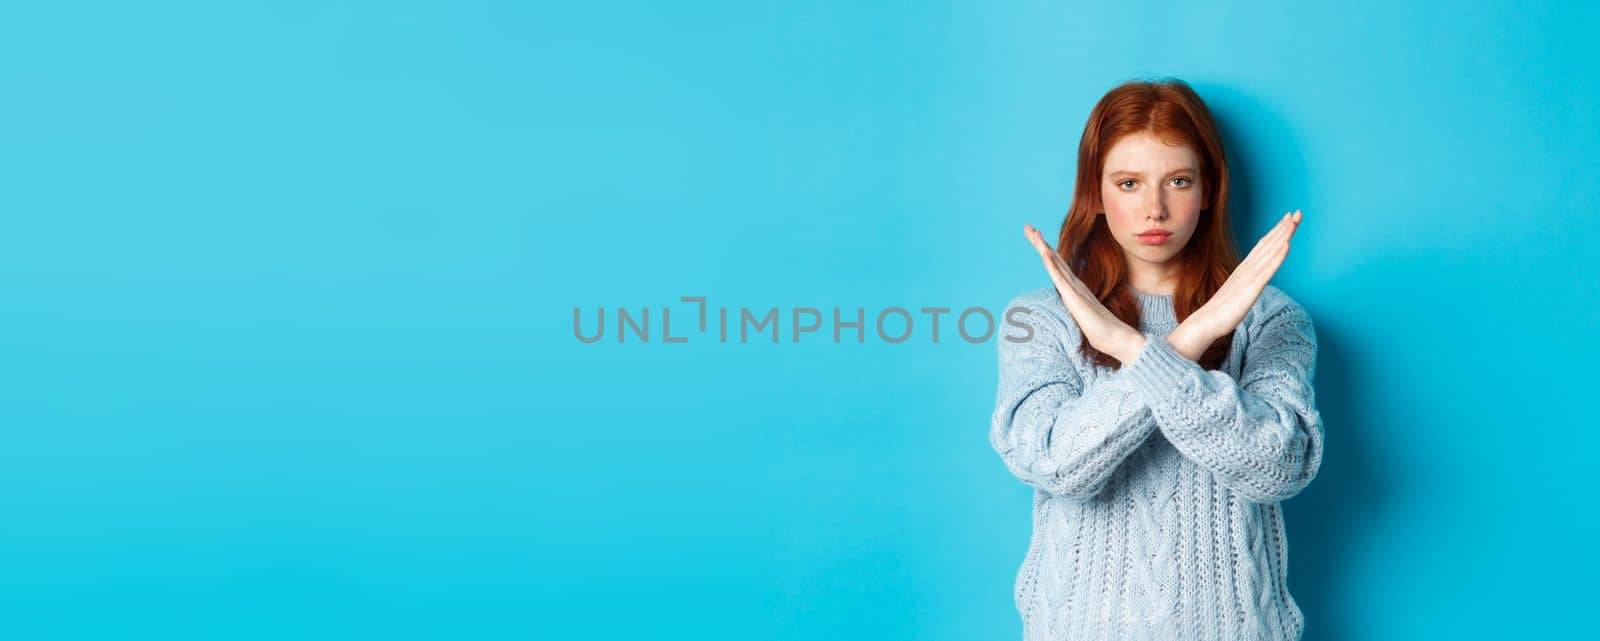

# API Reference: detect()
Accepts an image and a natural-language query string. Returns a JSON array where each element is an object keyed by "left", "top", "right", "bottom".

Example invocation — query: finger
[
  {"left": 1041, "top": 246, "right": 1082, "bottom": 288},
  {"left": 1056, "top": 261, "right": 1102, "bottom": 316},
  {"left": 1246, "top": 213, "right": 1290, "bottom": 256},
  {"left": 1029, "top": 231, "right": 1069, "bottom": 283},
  {"left": 1040, "top": 256, "right": 1082, "bottom": 310},
  {"left": 1046, "top": 253, "right": 1078, "bottom": 291},
  {"left": 1248, "top": 212, "right": 1299, "bottom": 262},
  {"left": 1253, "top": 224, "right": 1293, "bottom": 269},
  {"left": 1265, "top": 211, "right": 1297, "bottom": 245},
  {"left": 1278, "top": 210, "right": 1302, "bottom": 238},
  {"left": 1261, "top": 241, "right": 1290, "bottom": 282},
  {"left": 1032, "top": 229, "right": 1078, "bottom": 282},
  {"left": 1023, "top": 224, "right": 1099, "bottom": 318},
  {"left": 1026, "top": 225, "right": 1055, "bottom": 257},
  {"left": 1038, "top": 250, "right": 1087, "bottom": 309},
  {"left": 1056, "top": 255, "right": 1093, "bottom": 297},
  {"left": 1225, "top": 214, "right": 1299, "bottom": 297},
  {"left": 1250, "top": 237, "right": 1293, "bottom": 287},
  {"left": 1267, "top": 218, "right": 1300, "bottom": 255}
]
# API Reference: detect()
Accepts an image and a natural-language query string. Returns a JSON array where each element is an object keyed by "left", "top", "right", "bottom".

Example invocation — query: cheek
[
  {"left": 1101, "top": 194, "right": 1138, "bottom": 225},
  {"left": 1176, "top": 194, "right": 1206, "bottom": 227},
  {"left": 1107, "top": 207, "right": 1146, "bottom": 234}
]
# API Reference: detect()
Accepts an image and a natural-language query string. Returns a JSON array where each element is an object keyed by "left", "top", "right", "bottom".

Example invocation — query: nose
[{"left": 1146, "top": 192, "right": 1167, "bottom": 221}]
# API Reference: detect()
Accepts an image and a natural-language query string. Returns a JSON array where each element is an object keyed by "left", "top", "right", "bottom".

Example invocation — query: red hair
[{"left": 1057, "top": 78, "right": 1240, "bottom": 370}]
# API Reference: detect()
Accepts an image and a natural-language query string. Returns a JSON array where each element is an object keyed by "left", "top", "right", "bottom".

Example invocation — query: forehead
[{"left": 1102, "top": 132, "right": 1199, "bottom": 175}]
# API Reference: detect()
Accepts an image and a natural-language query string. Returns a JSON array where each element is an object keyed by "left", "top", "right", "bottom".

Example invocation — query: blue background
[{"left": 4, "top": 1, "right": 1596, "bottom": 639}]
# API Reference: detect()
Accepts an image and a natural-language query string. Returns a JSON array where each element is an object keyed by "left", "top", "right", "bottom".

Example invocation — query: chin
[{"left": 1134, "top": 248, "right": 1182, "bottom": 263}]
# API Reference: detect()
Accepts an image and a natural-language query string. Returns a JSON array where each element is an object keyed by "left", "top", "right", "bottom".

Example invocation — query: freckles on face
[{"left": 1099, "top": 131, "right": 1206, "bottom": 257}]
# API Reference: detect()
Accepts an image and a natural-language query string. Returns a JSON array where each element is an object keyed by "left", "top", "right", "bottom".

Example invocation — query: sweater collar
[{"left": 1133, "top": 289, "right": 1176, "bottom": 328}]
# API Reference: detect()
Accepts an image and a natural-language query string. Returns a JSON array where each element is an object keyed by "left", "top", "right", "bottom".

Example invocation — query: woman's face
[{"left": 1098, "top": 131, "right": 1206, "bottom": 284}]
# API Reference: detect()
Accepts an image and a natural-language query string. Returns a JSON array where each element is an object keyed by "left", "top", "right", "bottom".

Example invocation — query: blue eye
[
  {"left": 1119, "top": 180, "right": 1136, "bottom": 189},
  {"left": 1172, "top": 177, "right": 1192, "bottom": 187}
]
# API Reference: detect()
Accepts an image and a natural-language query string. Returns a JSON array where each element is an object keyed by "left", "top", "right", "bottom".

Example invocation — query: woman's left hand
[{"left": 1024, "top": 224, "right": 1145, "bottom": 363}]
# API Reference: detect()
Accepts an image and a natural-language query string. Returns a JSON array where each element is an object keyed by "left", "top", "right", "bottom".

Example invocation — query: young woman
[{"left": 990, "top": 78, "right": 1323, "bottom": 641}]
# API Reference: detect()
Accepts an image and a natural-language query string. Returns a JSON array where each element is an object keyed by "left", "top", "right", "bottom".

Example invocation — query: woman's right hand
[{"left": 1170, "top": 210, "right": 1303, "bottom": 359}]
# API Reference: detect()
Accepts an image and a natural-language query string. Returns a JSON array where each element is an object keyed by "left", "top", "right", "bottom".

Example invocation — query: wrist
[
  {"left": 1167, "top": 323, "right": 1214, "bottom": 362},
  {"left": 1114, "top": 329, "right": 1147, "bottom": 364}
]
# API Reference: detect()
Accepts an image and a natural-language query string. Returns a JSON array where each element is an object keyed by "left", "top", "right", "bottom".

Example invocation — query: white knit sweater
[{"left": 990, "top": 284, "right": 1323, "bottom": 641}]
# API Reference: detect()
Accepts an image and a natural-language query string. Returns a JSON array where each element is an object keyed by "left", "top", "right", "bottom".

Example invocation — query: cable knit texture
[{"left": 991, "top": 284, "right": 1323, "bottom": 641}]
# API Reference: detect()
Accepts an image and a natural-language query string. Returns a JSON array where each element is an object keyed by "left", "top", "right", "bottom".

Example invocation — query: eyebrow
[{"left": 1106, "top": 167, "right": 1197, "bottom": 178}]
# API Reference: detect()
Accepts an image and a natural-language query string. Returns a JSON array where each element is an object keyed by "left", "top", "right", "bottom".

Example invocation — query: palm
[
  {"left": 1023, "top": 224, "right": 1135, "bottom": 355},
  {"left": 1184, "top": 210, "right": 1303, "bottom": 341}
]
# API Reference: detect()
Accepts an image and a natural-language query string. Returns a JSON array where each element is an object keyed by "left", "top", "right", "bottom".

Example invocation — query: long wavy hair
[{"left": 1058, "top": 78, "right": 1240, "bottom": 371}]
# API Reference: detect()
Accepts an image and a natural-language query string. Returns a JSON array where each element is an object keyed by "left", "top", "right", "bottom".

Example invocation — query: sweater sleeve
[
  {"left": 1121, "top": 297, "right": 1325, "bottom": 503},
  {"left": 989, "top": 294, "right": 1159, "bottom": 501}
]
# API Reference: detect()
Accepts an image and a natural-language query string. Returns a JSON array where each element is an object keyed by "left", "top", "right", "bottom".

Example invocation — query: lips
[{"left": 1135, "top": 230, "right": 1173, "bottom": 245}]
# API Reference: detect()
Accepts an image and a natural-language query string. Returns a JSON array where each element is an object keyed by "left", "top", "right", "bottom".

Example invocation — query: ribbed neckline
[{"left": 1133, "top": 289, "right": 1176, "bottom": 326}]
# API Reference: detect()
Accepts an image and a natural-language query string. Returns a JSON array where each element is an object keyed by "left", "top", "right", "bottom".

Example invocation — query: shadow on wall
[
  {"left": 1204, "top": 84, "right": 1393, "bottom": 641},
  {"left": 1285, "top": 321, "right": 1389, "bottom": 641}
]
